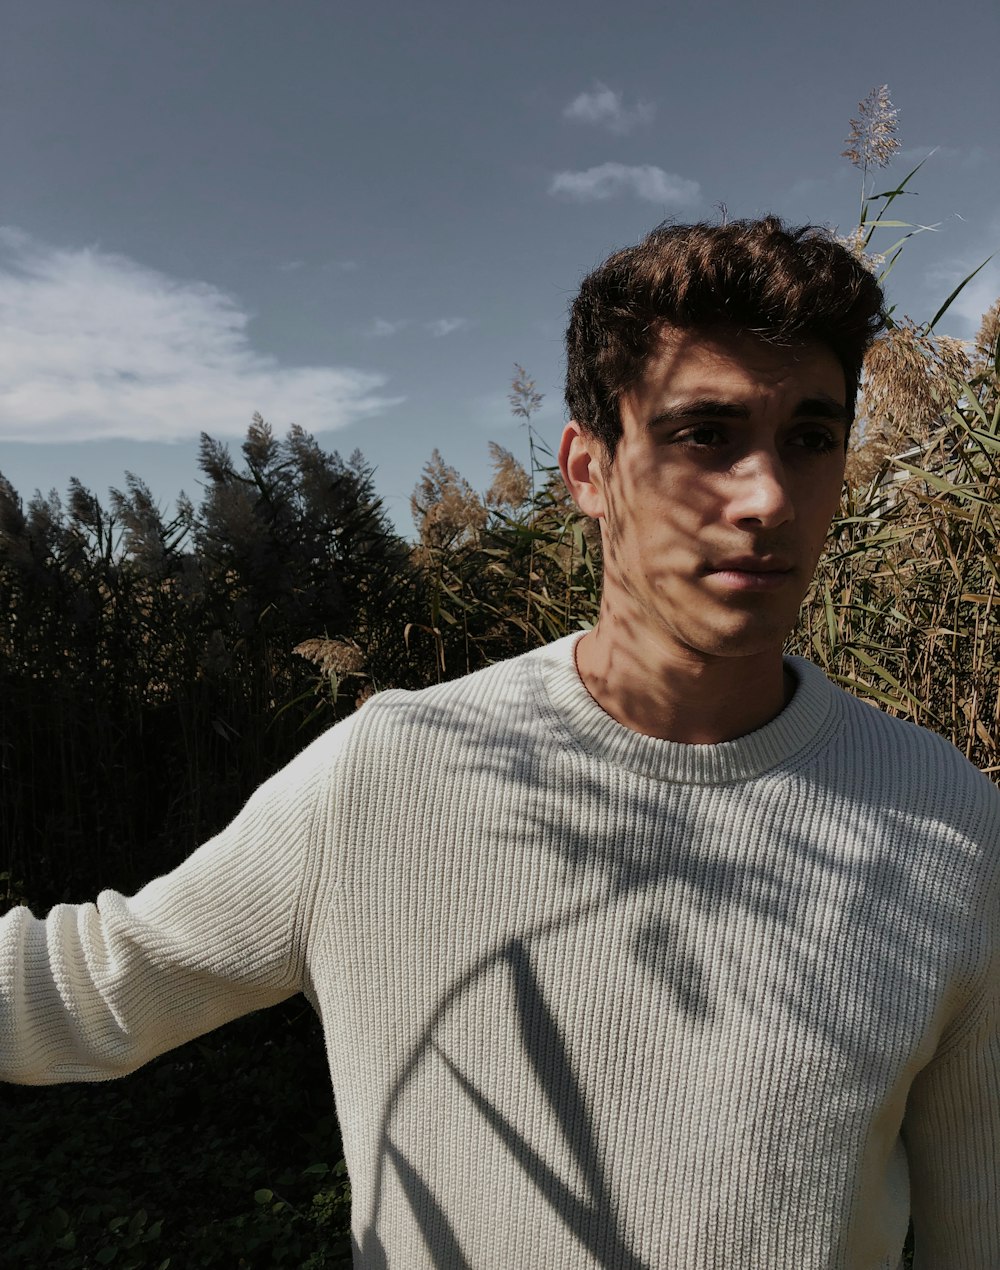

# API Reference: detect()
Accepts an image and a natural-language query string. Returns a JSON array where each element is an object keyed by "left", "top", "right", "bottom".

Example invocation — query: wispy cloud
[
  {"left": 367, "top": 317, "right": 409, "bottom": 337},
  {"left": 0, "top": 228, "right": 401, "bottom": 444},
  {"left": 894, "top": 143, "right": 995, "bottom": 173},
  {"left": 924, "top": 244, "right": 1000, "bottom": 338},
  {"left": 549, "top": 163, "right": 700, "bottom": 207},
  {"left": 563, "top": 82, "right": 654, "bottom": 135},
  {"left": 425, "top": 317, "right": 470, "bottom": 337},
  {"left": 366, "top": 316, "right": 471, "bottom": 338},
  {"left": 468, "top": 388, "right": 559, "bottom": 434}
]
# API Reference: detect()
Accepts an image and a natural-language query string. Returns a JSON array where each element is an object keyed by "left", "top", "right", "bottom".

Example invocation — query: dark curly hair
[{"left": 565, "top": 216, "right": 887, "bottom": 460}]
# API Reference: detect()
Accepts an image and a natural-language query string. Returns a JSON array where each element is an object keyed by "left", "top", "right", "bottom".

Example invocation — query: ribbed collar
[{"left": 533, "top": 632, "right": 841, "bottom": 785}]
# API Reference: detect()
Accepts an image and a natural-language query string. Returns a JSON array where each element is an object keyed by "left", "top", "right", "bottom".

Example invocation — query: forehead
[{"left": 630, "top": 325, "right": 846, "bottom": 406}]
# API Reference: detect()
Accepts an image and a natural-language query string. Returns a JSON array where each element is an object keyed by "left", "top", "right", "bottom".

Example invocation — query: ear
[{"left": 558, "top": 422, "right": 607, "bottom": 520}]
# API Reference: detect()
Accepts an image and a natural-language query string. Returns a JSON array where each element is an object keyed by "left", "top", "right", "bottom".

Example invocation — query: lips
[
  {"left": 706, "top": 556, "right": 794, "bottom": 575},
  {"left": 703, "top": 557, "right": 795, "bottom": 592}
]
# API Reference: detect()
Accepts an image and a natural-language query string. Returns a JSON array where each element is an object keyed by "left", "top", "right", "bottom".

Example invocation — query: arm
[
  {"left": 904, "top": 934, "right": 1000, "bottom": 1267},
  {"left": 0, "top": 719, "right": 351, "bottom": 1085}
]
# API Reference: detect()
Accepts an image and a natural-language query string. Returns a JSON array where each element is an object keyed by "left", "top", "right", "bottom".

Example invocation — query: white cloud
[
  {"left": 367, "top": 316, "right": 471, "bottom": 338},
  {"left": 563, "top": 82, "right": 654, "bottom": 135},
  {"left": 0, "top": 228, "right": 401, "bottom": 444},
  {"left": 549, "top": 163, "right": 701, "bottom": 207},
  {"left": 367, "top": 317, "right": 409, "bottom": 337},
  {"left": 425, "top": 317, "right": 470, "bottom": 337}
]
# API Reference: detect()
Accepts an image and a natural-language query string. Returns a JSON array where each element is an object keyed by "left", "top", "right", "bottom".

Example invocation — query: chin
[{"left": 682, "top": 620, "right": 793, "bottom": 661}]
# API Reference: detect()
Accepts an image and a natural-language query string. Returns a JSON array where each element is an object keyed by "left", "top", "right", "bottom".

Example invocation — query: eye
[
  {"left": 789, "top": 426, "right": 840, "bottom": 454},
  {"left": 678, "top": 424, "right": 727, "bottom": 448}
]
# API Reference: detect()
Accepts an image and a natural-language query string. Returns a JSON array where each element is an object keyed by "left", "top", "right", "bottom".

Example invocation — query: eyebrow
[{"left": 646, "top": 395, "right": 850, "bottom": 430}]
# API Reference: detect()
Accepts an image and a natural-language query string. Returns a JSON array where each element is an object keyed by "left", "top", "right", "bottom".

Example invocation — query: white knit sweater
[{"left": 2, "top": 635, "right": 998, "bottom": 1269}]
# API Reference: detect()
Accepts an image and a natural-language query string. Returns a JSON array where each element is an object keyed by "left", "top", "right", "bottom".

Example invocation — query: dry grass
[
  {"left": 793, "top": 370, "right": 1000, "bottom": 773},
  {"left": 486, "top": 442, "right": 531, "bottom": 510},
  {"left": 848, "top": 320, "right": 972, "bottom": 485},
  {"left": 842, "top": 85, "right": 900, "bottom": 173}
]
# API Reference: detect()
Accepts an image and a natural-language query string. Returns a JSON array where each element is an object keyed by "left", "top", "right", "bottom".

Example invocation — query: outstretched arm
[{"left": 0, "top": 719, "right": 350, "bottom": 1085}]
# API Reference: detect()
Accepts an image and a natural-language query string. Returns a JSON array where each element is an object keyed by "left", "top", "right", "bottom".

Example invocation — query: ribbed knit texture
[{"left": 2, "top": 634, "right": 998, "bottom": 1268}]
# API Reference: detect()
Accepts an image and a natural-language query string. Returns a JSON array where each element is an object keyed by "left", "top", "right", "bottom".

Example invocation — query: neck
[{"left": 574, "top": 621, "right": 792, "bottom": 745}]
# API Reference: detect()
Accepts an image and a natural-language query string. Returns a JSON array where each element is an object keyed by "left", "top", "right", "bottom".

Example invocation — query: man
[{"left": 2, "top": 218, "right": 997, "bottom": 1269}]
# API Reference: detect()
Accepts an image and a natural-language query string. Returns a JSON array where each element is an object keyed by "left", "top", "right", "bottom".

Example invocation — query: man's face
[{"left": 564, "top": 325, "right": 849, "bottom": 665}]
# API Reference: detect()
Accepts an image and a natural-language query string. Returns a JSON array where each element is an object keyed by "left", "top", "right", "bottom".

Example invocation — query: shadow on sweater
[
  {"left": 332, "top": 659, "right": 988, "bottom": 1267},
  {"left": 355, "top": 937, "right": 648, "bottom": 1270}
]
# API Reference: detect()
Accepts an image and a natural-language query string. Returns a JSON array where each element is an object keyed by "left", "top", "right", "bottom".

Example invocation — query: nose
[{"left": 724, "top": 448, "right": 795, "bottom": 529}]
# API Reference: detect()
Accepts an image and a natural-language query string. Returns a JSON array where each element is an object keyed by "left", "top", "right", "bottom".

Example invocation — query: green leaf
[
  {"left": 254, "top": 1188, "right": 274, "bottom": 1205},
  {"left": 892, "top": 460, "right": 991, "bottom": 503},
  {"left": 46, "top": 1206, "right": 70, "bottom": 1233},
  {"left": 841, "top": 677, "right": 910, "bottom": 711},
  {"left": 927, "top": 254, "right": 994, "bottom": 331},
  {"left": 95, "top": 1248, "right": 118, "bottom": 1266},
  {"left": 843, "top": 648, "right": 944, "bottom": 724},
  {"left": 868, "top": 152, "right": 933, "bottom": 205},
  {"left": 823, "top": 584, "right": 837, "bottom": 652},
  {"left": 964, "top": 427, "right": 1000, "bottom": 454}
]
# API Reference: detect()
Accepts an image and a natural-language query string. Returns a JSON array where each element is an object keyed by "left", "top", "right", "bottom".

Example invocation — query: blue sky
[{"left": 3, "top": 0, "right": 998, "bottom": 534}]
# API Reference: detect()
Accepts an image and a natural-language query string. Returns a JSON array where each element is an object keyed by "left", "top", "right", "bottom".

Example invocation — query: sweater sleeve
[
  {"left": 0, "top": 718, "right": 351, "bottom": 1086},
  {"left": 902, "top": 805, "right": 1000, "bottom": 1270},
  {"left": 903, "top": 1004, "right": 1000, "bottom": 1269}
]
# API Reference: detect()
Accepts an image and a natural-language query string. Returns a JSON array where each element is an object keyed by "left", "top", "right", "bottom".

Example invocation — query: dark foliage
[
  {"left": 0, "top": 418, "right": 422, "bottom": 907},
  {"left": 1, "top": 1001, "right": 353, "bottom": 1267}
]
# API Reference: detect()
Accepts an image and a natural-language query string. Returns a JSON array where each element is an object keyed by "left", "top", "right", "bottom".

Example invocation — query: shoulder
[
  {"left": 789, "top": 655, "right": 1000, "bottom": 844},
  {"left": 251, "top": 640, "right": 573, "bottom": 811},
  {"left": 348, "top": 638, "right": 568, "bottom": 740}
]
